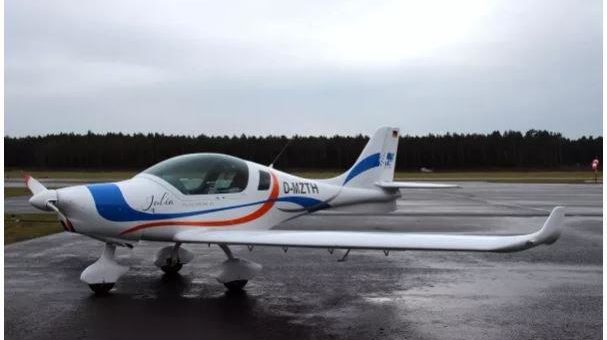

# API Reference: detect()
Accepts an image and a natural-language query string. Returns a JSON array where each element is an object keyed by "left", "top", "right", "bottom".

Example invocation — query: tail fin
[{"left": 322, "top": 127, "right": 399, "bottom": 189}]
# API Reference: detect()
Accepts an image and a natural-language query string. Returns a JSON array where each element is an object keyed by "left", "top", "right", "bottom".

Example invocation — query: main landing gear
[
  {"left": 153, "top": 242, "right": 194, "bottom": 275},
  {"left": 80, "top": 243, "right": 129, "bottom": 295},
  {"left": 154, "top": 243, "right": 260, "bottom": 291},
  {"left": 216, "top": 244, "right": 262, "bottom": 291},
  {"left": 80, "top": 242, "right": 261, "bottom": 294}
]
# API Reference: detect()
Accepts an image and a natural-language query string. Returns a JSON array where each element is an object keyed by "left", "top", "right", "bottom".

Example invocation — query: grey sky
[{"left": 5, "top": 0, "right": 602, "bottom": 138}]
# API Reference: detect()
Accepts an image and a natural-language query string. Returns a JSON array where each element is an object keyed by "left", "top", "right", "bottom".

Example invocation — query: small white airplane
[{"left": 25, "top": 127, "right": 564, "bottom": 294}]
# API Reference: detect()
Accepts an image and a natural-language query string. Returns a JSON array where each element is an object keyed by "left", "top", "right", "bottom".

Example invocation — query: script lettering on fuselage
[
  {"left": 282, "top": 181, "right": 319, "bottom": 195},
  {"left": 142, "top": 192, "right": 174, "bottom": 213}
]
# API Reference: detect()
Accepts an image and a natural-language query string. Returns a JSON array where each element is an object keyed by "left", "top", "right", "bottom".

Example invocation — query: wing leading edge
[
  {"left": 174, "top": 207, "right": 564, "bottom": 253},
  {"left": 375, "top": 181, "right": 460, "bottom": 189}
]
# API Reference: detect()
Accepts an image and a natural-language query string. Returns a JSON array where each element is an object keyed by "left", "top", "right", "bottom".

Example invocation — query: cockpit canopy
[{"left": 143, "top": 153, "right": 249, "bottom": 195}]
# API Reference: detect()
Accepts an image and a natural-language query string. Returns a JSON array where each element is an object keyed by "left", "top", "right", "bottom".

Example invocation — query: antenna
[{"left": 269, "top": 138, "right": 292, "bottom": 168}]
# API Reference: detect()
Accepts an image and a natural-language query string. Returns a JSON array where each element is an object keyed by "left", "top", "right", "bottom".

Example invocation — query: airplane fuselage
[{"left": 56, "top": 157, "right": 398, "bottom": 242}]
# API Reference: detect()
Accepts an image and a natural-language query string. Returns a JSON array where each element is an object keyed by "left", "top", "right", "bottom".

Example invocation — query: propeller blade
[
  {"left": 47, "top": 201, "right": 75, "bottom": 232},
  {"left": 28, "top": 189, "right": 58, "bottom": 211},
  {"left": 25, "top": 175, "right": 58, "bottom": 211},
  {"left": 23, "top": 175, "right": 75, "bottom": 232},
  {"left": 23, "top": 175, "right": 47, "bottom": 195}
]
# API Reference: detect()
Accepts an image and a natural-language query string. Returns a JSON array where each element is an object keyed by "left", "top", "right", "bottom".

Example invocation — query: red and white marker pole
[{"left": 591, "top": 158, "right": 599, "bottom": 183}]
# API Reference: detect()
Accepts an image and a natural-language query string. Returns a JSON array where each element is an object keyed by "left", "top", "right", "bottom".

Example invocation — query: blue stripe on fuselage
[
  {"left": 86, "top": 183, "right": 329, "bottom": 222},
  {"left": 343, "top": 152, "right": 381, "bottom": 185},
  {"left": 276, "top": 196, "right": 330, "bottom": 212},
  {"left": 87, "top": 183, "right": 269, "bottom": 222}
]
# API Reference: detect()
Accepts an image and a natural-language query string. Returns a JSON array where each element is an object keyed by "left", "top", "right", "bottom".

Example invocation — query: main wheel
[
  {"left": 89, "top": 283, "right": 114, "bottom": 295},
  {"left": 223, "top": 280, "right": 248, "bottom": 291},
  {"left": 161, "top": 263, "right": 183, "bottom": 275}
]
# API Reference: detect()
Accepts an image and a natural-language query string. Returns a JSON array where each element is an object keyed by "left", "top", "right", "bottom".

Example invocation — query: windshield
[{"left": 143, "top": 153, "right": 249, "bottom": 195}]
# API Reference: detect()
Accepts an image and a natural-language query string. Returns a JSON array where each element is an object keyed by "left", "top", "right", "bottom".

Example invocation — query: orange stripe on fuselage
[{"left": 119, "top": 172, "right": 279, "bottom": 236}]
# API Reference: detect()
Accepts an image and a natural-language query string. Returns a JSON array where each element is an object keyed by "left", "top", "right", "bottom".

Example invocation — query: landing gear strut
[
  {"left": 154, "top": 242, "right": 193, "bottom": 275},
  {"left": 80, "top": 243, "right": 129, "bottom": 295},
  {"left": 216, "top": 244, "right": 262, "bottom": 291}
]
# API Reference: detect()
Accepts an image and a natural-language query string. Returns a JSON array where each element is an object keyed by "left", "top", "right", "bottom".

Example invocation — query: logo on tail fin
[{"left": 381, "top": 152, "right": 395, "bottom": 167}]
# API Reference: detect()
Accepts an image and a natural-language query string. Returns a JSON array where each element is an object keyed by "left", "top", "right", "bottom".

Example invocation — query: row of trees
[{"left": 4, "top": 130, "right": 602, "bottom": 171}]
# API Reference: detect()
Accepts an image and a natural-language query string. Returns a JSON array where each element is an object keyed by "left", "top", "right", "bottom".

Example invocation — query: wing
[
  {"left": 174, "top": 207, "right": 564, "bottom": 253},
  {"left": 375, "top": 181, "right": 459, "bottom": 189}
]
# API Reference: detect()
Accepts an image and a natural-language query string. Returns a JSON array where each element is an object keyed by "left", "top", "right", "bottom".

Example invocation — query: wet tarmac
[{"left": 4, "top": 182, "right": 603, "bottom": 340}]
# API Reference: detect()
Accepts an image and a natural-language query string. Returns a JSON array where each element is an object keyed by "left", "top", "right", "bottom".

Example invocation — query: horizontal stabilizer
[
  {"left": 375, "top": 181, "right": 459, "bottom": 189},
  {"left": 174, "top": 207, "right": 564, "bottom": 253}
]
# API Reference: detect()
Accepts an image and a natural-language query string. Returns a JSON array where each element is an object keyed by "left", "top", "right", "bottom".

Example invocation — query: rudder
[{"left": 323, "top": 127, "right": 399, "bottom": 189}]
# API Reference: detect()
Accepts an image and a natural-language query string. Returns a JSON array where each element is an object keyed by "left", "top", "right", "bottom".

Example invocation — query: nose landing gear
[{"left": 80, "top": 243, "right": 129, "bottom": 295}]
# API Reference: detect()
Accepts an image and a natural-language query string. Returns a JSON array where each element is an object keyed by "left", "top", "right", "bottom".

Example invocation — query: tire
[
  {"left": 89, "top": 283, "right": 114, "bottom": 295},
  {"left": 160, "top": 263, "right": 183, "bottom": 274},
  {"left": 223, "top": 280, "right": 248, "bottom": 291}
]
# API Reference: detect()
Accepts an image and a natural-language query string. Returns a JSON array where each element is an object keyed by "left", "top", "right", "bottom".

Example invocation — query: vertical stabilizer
[{"left": 321, "top": 127, "right": 399, "bottom": 189}]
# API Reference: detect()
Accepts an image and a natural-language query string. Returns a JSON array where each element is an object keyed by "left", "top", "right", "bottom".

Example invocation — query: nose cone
[
  {"left": 54, "top": 185, "right": 94, "bottom": 217},
  {"left": 29, "top": 189, "right": 58, "bottom": 211}
]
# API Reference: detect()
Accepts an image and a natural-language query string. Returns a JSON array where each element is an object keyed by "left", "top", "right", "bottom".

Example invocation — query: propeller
[{"left": 25, "top": 175, "right": 75, "bottom": 232}]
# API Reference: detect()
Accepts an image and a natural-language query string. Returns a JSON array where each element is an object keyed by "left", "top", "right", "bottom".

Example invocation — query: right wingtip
[{"left": 538, "top": 206, "right": 565, "bottom": 245}]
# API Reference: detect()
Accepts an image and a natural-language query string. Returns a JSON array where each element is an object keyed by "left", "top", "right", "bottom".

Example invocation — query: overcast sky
[{"left": 5, "top": 0, "right": 603, "bottom": 137}]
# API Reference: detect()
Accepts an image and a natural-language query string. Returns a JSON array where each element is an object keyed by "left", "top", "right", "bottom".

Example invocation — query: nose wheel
[{"left": 80, "top": 243, "right": 129, "bottom": 295}]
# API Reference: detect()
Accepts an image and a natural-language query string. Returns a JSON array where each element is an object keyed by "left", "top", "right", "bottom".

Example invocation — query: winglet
[{"left": 530, "top": 206, "right": 564, "bottom": 246}]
